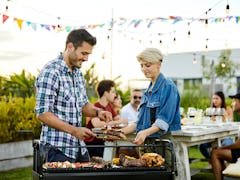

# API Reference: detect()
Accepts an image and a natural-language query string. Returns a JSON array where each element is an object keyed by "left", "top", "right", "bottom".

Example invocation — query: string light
[
  {"left": 192, "top": 53, "right": 197, "bottom": 64},
  {"left": 187, "top": 22, "right": 191, "bottom": 38},
  {"left": 226, "top": 0, "right": 230, "bottom": 14},
  {"left": 159, "top": 40, "right": 162, "bottom": 46},
  {"left": 205, "top": 38, "right": 209, "bottom": 51},
  {"left": 205, "top": 19, "right": 208, "bottom": 28},
  {"left": 158, "top": 33, "right": 163, "bottom": 46},
  {"left": 204, "top": 11, "right": 209, "bottom": 28},
  {"left": 56, "top": 17, "right": 62, "bottom": 32},
  {"left": 173, "top": 30, "right": 176, "bottom": 44},
  {"left": 5, "top": 0, "right": 10, "bottom": 12}
]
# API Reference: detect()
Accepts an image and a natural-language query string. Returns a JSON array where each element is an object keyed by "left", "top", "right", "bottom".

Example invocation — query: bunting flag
[
  {"left": 13, "top": 18, "right": 23, "bottom": 30},
  {"left": 0, "top": 11, "right": 239, "bottom": 32},
  {"left": 2, "top": 14, "right": 9, "bottom": 23}
]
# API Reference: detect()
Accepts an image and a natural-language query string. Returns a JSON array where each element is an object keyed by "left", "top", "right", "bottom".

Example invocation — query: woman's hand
[{"left": 132, "top": 130, "right": 148, "bottom": 145}]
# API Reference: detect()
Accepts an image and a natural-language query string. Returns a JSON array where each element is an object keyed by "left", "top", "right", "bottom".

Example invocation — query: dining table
[{"left": 172, "top": 121, "right": 240, "bottom": 180}]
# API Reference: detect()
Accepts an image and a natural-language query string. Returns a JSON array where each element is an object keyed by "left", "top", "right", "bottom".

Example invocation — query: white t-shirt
[{"left": 120, "top": 103, "right": 139, "bottom": 125}]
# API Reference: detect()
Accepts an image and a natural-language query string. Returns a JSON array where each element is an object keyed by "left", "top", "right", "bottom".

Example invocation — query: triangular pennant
[
  {"left": 14, "top": 18, "right": 23, "bottom": 30},
  {"left": 44, "top": 24, "right": 51, "bottom": 31},
  {"left": 3, "top": 14, "right": 9, "bottom": 24},
  {"left": 31, "top": 22, "right": 37, "bottom": 31},
  {"left": 65, "top": 26, "right": 72, "bottom": 32}
]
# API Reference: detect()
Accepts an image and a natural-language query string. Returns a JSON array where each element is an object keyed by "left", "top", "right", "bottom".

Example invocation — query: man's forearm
[{"left": 37, "top": 112, "right": 77, "bottom": 135}]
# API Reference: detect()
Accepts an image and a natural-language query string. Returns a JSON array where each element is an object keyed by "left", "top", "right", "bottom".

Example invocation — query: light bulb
[
  {"left": 173, "top": 37, "right": 176, "bottom": 44},
  {"left": 226, "top": 4, "right": 230, "bottom": 14},
  {"left": 193, "top": 58, "right": 197, "bottom": 64},
  {"left": 205, "top": 19, "right": 208, "bottom": 28},
  {"left": 159, "top": 40, "right": 162, "bottom": 46},
  {"left": 205, "top": 45, "right": 208, "bottom": 51}
]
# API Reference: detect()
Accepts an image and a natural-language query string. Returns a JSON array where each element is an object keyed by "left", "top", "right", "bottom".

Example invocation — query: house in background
[{"left": 128, "top": 48, "right": 240, "bottom": 97}]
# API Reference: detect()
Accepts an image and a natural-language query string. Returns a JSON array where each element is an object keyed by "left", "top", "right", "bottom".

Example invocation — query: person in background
[
  {"left": 35, "top": 29, "right": 112, "bottom": 163},
  {"left": 211, "top": 91, "right": 233, "bottom": 122},
  {"left": 112, "top": 93, "right": 123, "bottom": 115},
  {"left": 116, "top": 89, "right": 143, "bottom": 158},
  {"left": 120, "top": 89, "right": 142, "bottom": 125},
  {"left": 120, "top": 48, "right": 181, "bottom": 157},
  {"left": 211, "top": 92, "right": 240, "bottom": 180},
  {"left": 199, "top": 91, "right": 234, "bottom": 159},
  {"left": 85, "top": 80, "right": 128, "bottom": 157}
]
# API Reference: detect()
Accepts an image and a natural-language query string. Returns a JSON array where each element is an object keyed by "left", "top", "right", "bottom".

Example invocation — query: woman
[
  {"left": 112, "top": 93, "right": 123, "bottom": 115},
  {"left": 199, "top": 91, "right": 234, "bottom": 159},
  {"left": 211, "top": 91, "right": 233, "bottom": 122},
  {"left": 120, "top": 48, "right": 181, "bottom": 162}
]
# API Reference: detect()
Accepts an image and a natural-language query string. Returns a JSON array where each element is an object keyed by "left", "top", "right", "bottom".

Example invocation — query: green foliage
[
  {"left": 201, "top": 49, "right": 240, "bottom": 90},
  {"left": 117, "top": 89, "right": 131, "bottom": 106},
  {"left": 180, "top": 87, "right": 210, "bottom": 112},
  {"left": 84, "top": 63, "right": 99, "bottom": 97},
  {"left": 0, "top": 95, "right": 41, "bottom": 143},
  {"left": 0, "top": 69, "right": 36, "bottom": 98}
]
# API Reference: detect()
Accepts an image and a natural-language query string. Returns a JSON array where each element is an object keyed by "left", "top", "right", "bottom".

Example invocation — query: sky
[{"left": 0, "top": 0, "right": 240, "bottom": 89}]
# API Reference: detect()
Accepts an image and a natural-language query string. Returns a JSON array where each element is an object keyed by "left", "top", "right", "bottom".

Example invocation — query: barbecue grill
[{"left": 32, "top": 139, "right": 177, "bottom": 180}]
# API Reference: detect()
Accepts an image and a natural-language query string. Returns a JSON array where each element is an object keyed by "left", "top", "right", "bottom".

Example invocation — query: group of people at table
[{"left": 34, "top": 28, "right": 240, "bottom": 180}]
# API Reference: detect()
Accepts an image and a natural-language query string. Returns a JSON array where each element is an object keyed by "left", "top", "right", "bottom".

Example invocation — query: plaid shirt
[{"left": 35, "top": 53, "right": 88, "bottom": 159}]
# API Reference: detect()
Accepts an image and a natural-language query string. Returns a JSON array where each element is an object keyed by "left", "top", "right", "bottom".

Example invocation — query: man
[
  {"left": 35, "top": 29, "right": 112, "bottom": 163},
  {"left": 85, "top": 80, "right": 128, "bottom": 157},
  {"left": 211, "top": 92, "right": 240, "bottom": 180},
  {"left": 120, "top": 89, "right": 142, "bottom": 125}
]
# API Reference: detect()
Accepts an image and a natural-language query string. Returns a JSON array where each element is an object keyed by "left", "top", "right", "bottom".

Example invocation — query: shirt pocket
[{"left": 63, "top": 88, "right": 75, "bottom": 102}]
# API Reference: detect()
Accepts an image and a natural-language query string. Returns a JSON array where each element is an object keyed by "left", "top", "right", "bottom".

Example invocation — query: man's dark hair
[
  {"left": 96, "top": 80, "right": 115, "bottom": 98},
  {"left": 65, "top": 29, "right": 97, "bottom": 49}
]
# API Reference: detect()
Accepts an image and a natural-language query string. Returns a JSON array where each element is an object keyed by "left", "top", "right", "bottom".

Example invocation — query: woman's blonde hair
[{"left": 136, "top": 48, "right": 163, "bottom": 63}]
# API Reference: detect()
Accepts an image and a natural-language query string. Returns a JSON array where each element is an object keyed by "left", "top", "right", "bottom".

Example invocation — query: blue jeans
[
  {"left": 199, "top": 138, "right": 234, "bottom": 159},
  {"left": 40, "top": 143, "right": 90, "bottom": 163}
]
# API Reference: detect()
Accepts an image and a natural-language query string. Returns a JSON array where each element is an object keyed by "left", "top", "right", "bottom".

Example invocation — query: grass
[
  {"left": 0, "top": 166, "right": 32, "bottom": 180},
  {"left": 0, "top": 146, "right": 214, "bottom": 180},
  {"left": 190, "top": 145, "right": 214, "bottom": 180}
]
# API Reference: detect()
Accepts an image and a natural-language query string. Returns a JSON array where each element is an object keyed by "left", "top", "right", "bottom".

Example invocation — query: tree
[{"left": 201, "top": 49, "right": 240, "bottom": 93}]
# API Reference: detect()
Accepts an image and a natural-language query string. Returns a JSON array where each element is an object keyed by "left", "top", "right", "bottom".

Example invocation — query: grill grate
[{"left": 43, "top": 166, "right": 167, "bottom": 173}]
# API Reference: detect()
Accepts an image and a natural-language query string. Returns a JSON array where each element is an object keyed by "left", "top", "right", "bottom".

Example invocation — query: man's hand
[
  {"left": 98, "top": 110, "right": 113, "bottom": 122},
  {"left": 71, "top": 127, "right": 96, "bottom": 140}
]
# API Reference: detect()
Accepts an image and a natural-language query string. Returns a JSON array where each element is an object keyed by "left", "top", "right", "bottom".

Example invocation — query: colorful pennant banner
[{"left": 1, "top": 12, "right": 239, "bottom": 32}]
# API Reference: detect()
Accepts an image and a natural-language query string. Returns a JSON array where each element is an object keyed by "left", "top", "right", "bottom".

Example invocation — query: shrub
[{"left": 0, "top": 95, "right": 41, "bottom": 143}]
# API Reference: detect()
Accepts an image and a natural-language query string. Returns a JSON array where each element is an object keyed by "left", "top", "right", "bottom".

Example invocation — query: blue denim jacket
[{"left": 136, "top": 73, "right": 181, "bottom": 137}]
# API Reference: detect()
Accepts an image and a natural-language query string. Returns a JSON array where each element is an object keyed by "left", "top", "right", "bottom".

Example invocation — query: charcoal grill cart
[{"left": 32, "top": 139, "right": 177, "bottom": 180}]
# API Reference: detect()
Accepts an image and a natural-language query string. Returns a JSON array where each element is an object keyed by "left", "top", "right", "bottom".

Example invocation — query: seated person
[
  {"left": 200, "top": 91, "right": 234, "bottom": 159},
  {"left": 210, "top": 92, "right": 240, "bottom": 180}
]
